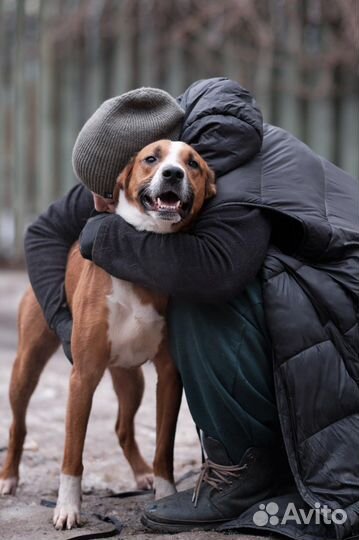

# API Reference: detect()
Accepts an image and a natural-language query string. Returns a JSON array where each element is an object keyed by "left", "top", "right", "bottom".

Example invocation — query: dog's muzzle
[{"left": 140, "top": 167, "right": 194, "bottom": 222}]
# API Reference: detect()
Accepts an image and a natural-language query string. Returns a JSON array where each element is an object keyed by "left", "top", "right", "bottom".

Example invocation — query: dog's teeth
[{"left": 156, "top": 198, "right": 181, "bottom": 211}]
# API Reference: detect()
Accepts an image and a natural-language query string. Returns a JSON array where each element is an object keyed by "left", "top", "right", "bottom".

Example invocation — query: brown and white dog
[{"left": 0, "top": 140, "right": 215, "bottom": 530}]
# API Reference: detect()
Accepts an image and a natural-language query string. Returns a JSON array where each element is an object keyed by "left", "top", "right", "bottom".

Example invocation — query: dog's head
[{"left": 114, "top": 140, "right": 216, "bottom": 232}]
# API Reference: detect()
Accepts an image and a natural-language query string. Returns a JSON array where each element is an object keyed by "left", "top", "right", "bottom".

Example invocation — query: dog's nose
[{"left": 161, "top": 166, "right": 184, "bottom": 182}]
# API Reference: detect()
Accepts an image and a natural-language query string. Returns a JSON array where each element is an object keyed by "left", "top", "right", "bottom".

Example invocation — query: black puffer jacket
[
  {"left": 181, "top": 79, "right": 359, "bottom": 539},
  {"left": 25, "top": 77, "right": 359, "bottom": 539}
]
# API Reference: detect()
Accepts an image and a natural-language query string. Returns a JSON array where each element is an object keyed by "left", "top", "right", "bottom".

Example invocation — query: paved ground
[{"left": 0, "top": 270, "right": 269, "bottom": 540}]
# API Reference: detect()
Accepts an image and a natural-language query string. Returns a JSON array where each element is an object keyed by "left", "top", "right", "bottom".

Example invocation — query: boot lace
[{"left": 192, "top": 459, "right": 247, "bottom": 507}]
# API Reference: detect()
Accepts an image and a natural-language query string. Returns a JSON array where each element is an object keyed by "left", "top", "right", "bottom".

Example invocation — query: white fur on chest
[{"left": 107, "top": 278, "right": 165, "bottom": 368}]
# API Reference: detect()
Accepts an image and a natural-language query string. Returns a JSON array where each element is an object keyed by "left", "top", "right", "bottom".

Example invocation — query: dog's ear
[
  {"left": 204, "top": 166, "right": 216, "bottom": 199},
  {"left": 115, "top": 156, "right": 135, "bottom": 197}
]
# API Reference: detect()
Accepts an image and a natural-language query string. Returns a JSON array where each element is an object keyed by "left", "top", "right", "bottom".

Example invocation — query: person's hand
[
  {"left": 53, "top": 310, "right": 73, "bottom": 363},
  {"left": 79, "top": 213, "right": 111, "bottom": 261}
]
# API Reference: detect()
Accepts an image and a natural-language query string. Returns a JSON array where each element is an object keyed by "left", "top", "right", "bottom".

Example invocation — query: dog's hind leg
[
  {"left": 0, "top": 289, "right": 59, "bottom": 495},
  {"left": 152, "top": 341, "right": 182, "bottom": 499},
  {"left": 109, "top": 366, "right": 154, "bottom": 490}
]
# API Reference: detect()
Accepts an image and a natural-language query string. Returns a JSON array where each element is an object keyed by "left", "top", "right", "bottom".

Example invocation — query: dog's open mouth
[{"left": 140, "top": 188, "right": 193, "bottom": 220}]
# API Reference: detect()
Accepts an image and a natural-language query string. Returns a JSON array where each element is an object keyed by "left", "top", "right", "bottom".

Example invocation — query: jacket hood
[{"left": 178, "top": 77, "right": 263, "bottom": 176}]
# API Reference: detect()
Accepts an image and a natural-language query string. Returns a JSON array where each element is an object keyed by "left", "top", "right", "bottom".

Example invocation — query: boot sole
[{"left": 141, "top": 513, "right": 228, "bottom": 533}]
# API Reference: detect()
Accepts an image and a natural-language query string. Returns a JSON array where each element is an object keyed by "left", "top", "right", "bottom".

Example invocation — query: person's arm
[
  {"left": 80, "top": 204, "right": 271, "bottom": 303},
  {"left": 24, "top": 183, "right": 94, "bottom": 359}
]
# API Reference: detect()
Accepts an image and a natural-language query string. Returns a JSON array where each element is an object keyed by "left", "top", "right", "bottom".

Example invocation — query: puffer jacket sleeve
[
  {"left": 85, "top": 205, "right": 271, "bottom": 303},
  {"left": 178, "top": 77, "right": 263, "bottom": 175}
]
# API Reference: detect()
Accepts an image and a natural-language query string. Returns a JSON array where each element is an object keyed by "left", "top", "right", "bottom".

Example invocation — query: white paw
[
  {"left": 135, "top": 471, "right": 154, "bottom": 491},
  {"left": 53, "top": 473, "right": 81, "bottom": 530},
  {"left": 53, "top": 504, "right": 81, "bottom": 530},
  {"left": 0, "top": 476, "right": 18, "bottom": 496},
  {"left": 154, "top": 476, "right": 176, "bottom": 499}
]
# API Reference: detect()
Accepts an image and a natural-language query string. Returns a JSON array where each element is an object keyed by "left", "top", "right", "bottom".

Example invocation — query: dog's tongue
[{"left": 156, "top": 197, "right": 181, "bottom": 211}]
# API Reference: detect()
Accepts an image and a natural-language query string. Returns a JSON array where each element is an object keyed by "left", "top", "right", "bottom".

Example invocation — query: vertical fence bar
[
  {"left": 167, "top": 34, "right": 185, "bottom": 96},
  {"left": 14, "top": 0, "right": 26, "bottom": 260},
  {"left": 338, "top": 74, "right": 359, "bottom": 177},
  {"left": 223, "top": 29, "right": 242, "bottom": 92},
  {"left": 1, "top": 1, "right": 16, "bottom": 258},
  {"left": 128, "top": 0, "right": 140, "bottom": 88},
  {"left": 254, "top": 46, "right": 274, "bottom": 122},
  {"left": 276, "top": 3, "right": 301, "bottom": 137},
  {"left": 61, "top": 0, "right": 80, "bottom": 193},
  {"left": 0, "top": 0, "right": 5, "bottom": 251},
  {"left": 307, "top": 92, "right": 334, "bottom": 164},
  {"left": 304, "top": 2, "right": 334, "bottom": 165},
  {"left": 112, "top": 0, "right": 131, "bottom": 95},
  {"left": 30, "top": 0, "right": 41, "bottom": 220},
  {"left": 37, "top": 0, "right": 55, "bottom": 213},
  {"left": 0, "top": 0, "right": 12, "bottom": 259},
  {"left": 86, "top": 0, "right": 105, "bottom": 113},
  {"left": 138, "top": 0, "right": 156, "bottom": 87}
]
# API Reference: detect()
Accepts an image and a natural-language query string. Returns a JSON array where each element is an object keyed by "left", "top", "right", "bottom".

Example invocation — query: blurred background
[{"left": 0, "top": 0, "right": 358, "bottom": 264}]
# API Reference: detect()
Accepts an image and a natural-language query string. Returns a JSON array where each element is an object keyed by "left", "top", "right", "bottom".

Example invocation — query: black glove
[
  {"left": 79, "top": 213, "right": 111, "bottom": 261},
  {"left": 52, "top": 310, "right": 73, "bottom": 363}
]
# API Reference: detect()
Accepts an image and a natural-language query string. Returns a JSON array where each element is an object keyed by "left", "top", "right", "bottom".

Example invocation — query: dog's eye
[
  {"left": 188, "top": 159, "right": 199, "bottom": 169},
  {"left": 144, "top": 155, "right": 157, "bottom": 164}
]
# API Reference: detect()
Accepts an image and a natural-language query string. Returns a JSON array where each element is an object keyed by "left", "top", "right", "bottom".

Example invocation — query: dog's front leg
[{"left": 53, "top": 363, "right": 105, "bottom": 530}]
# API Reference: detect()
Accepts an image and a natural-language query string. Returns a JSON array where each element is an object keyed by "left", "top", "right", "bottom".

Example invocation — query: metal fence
[{"left": 1, "top": 0, "right": 358, "bottom": 262}]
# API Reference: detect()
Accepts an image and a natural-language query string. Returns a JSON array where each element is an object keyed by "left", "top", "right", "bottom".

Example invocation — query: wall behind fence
[{"left": 1, "top": 0, "right": 358, "bottom": 262}]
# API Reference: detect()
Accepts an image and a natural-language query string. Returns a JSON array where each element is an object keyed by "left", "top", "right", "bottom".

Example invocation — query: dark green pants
[{"left": 168, "top": 277, "right": 280, "bottom": 464}]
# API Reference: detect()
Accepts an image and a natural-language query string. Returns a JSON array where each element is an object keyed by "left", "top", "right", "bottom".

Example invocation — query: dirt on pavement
[{"left": 0, "top": 270, "right": 272, "bottom": 540}]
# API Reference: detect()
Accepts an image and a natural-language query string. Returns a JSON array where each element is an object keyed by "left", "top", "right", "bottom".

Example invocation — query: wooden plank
[
  {"left": 307, "top": 96, "right": 334, "bottom": 162},
  {"left": 24, "top": 0, "right": 40, "bottom": 219},
  {"left": 338, "top": 72, "right": 359, "bottom": 177},
  {"left": 276, "top": 2, "right": 301, "bottom": 135},
  {"left": 14, "top": 0, "right": 26, "bottom": 260},
  {"left": 128, "top": 0, "right": 140, "bottom": 88},
  {"left": 37, "top": 0, "right": 56, "bottom": 213},
  {"left": 0, "top": 1, "right": 16, "bottom": 257},
  {"left": 61, "top": 0, "right": 81, "bottom": 193},
  {"left": 138, "top": 0, "right": 156, "bottom": 87},
  {"left": 112, "top": 0, "right": 132, "bottom": 95},
  {"left": 85, "top": 0, "right": 105, "bottom": 113},
  {"left": 276, "top": 57, "right": 301, "bottom": 138},
  {"left": 0, "top": 0, "right": 5, "bottom": 220},
  {"left": 0, "top": 0, "right": 10, "bottom": 258},
  {"left": 253, "top": 47, "right": 274, "bottom": 124},
  {"left": 339, "top": 93, "right": 359, "bottom": 178}
]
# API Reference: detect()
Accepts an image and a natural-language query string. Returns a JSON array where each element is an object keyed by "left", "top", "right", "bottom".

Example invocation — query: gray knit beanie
[{"left": 72, "top": 87, "right": 184, "bottom": 197}]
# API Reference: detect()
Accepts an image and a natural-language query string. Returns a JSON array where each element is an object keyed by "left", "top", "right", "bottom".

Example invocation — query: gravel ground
[{"left": 0, "top": 270, "right": 271, "bottom": 540}]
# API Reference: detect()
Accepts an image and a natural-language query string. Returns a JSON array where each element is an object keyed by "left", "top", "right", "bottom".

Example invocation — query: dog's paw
[
  {"left": 154, "top": 476, "right": 176, "bottom": 499},
  {"left": 54, "top": 473, "right": 81, "bottom": 529},
  {"left": 0, "top": 476, "right": 18, "bottom": 496},
  {"left": 135, "top": 471, "right": 154, "bottom": 491},
  {"left": 53, "top": 504, "right": 81, "bottom": 530}
]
